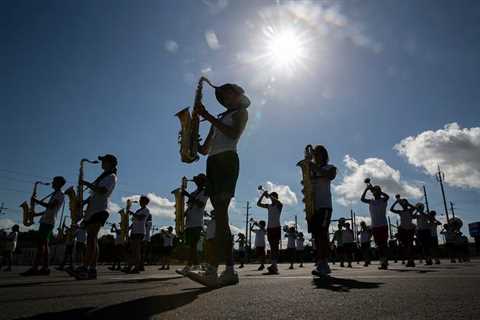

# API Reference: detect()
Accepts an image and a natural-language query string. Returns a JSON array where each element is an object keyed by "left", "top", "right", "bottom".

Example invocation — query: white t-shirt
[
  {"left": 312, "top": 164, "right": 336, "bottom": 210},
  {"left": 416, "top": 212, "right": 430, "bottom": 230},
  {"left": 253, "top": 228, "right": 266, "bottom": 248},
  {"left": 206, "top": 219, "right": 215, "bottom": 240},
  {"left": 162, "top": 232, "right": 175, "bottom": 247},
  {"left": 185, "top": 189, "right": 208, "bottom": 229},
  {"left": 144, "top": 215, "right": 152, "bottom": 241},
  {"left": 75, "top": 228, "right": 87, "bottom": 243},
  {"left": 39, "top": 190, "right": 65, "bottom": 225},
  {"left": 131, "top": 207, "right": 150, "bottom": 235},
  {"left": 359, "top": 230, "right": 371, "bottom": 243},
  {"left": 397, "top": 210, "right": 415, "bottom": 230},
  {"left": 296, "top": 238, "right": 305, "bottom": 250},
  {"left": 208, "top": 109, "right": 248, "bottom": 156},
  {"left": 267, "top": 203, "right": 282, "bottom": 229},
  {"left": 369, "top": 198, "right": 388, "bottom": 227},
  {"left": 342, "top": 229, "right": 354, "bottom": 243},
  {"left": 286, "top": 232, "right": 297, "bottom": 249},
  {"left": 85, "top": 173, "right": 117, "bottom": 219}
]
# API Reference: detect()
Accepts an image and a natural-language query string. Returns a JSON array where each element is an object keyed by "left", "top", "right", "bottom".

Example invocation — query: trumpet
[
  {"left": 20, "top": 181, "right": 51, "bottom": 227},
  {"left": 65, "top": 158, "right": 99, "bottom": 226},
  {"left": 364, "top": 177, "right": 373, "bottom": 189},
  {"left": 297, "top": 145, "right": 315, "bottom": 221},
  {"left": 257, "top": 185, "right": 271, "bottom": 198},
  {"left": 172, "top": 177, "right": 189, "bottom": 237}
]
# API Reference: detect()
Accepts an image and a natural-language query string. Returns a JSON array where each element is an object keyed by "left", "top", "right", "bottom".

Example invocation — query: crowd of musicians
[{"left": 0, "top": 77, "right": 475, "bottom": 288}]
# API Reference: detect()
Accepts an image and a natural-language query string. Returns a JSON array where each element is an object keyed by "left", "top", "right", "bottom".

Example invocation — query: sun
[{"left": 261, "top": 26, "right": 310, "bottom": 76}]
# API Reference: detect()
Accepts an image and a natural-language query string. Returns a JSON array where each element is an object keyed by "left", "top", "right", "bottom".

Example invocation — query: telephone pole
[
  {"left": 244, "top": 201, "right": 251, "bottom": 261},
  {"left": 450, "top": 201, "right": 456, "bottom": 220},
  {"left": 435, "top": 165, "right": 450, "bottom": 222},
  {"left": 294, "top": 215, "right": 298, "bottom": 232},
  {"left": 423, "top": 185, "right": 430, "bottom": 213}
]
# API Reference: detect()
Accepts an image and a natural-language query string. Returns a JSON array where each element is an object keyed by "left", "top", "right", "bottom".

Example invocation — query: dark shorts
[
  {"left": 130, "top": 233, "right": 144, "bottom": 241},
  {"left": 239, "top": 250, "right": 246, "bottom": 258},
  {"left": 398, "top": 227, "right": 415, "bottom": 246},
  {"left": 255, "top": 247, "right": 265, "bottom": 257},
  {"left": 38, "top": 223, "right": 54, "bottom": 241},
  {"left": 163, "top": 246, "right": 173, "bottom": 256},
  {"left": 343, "top": 243, "right": 354, "bottom": 253},
  {"left": 372, "top": 225, "right": 389, "bottom": 246},
  {"left": 287, "top": 248, "right": 296, "bottom": 258},
  {"left": 185, "top": 227, "right": 202, "bottom": 246},
  {"left": 206, "top": 151, "right": 239, "bottom": 198},
  {"left": 307, "top": 208, "right": 332, "bottom": 235},
  {"left": 85, "top": 211, "right": 109, "bottom": 227},
  {"left": 75, "top": 242, "right": 86, "bottom": 253},
  {"left": 267, "top": 227, "right": 281, "bottom": 244},
  {"left": 417, "top": 229, "right": 432, "bottom": 248}
]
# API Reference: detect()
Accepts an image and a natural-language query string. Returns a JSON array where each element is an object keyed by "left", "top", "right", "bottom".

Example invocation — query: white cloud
[
  {"left": 108, "top": 201, "right": 121, "bottom": 213},
  {"left": 334, "top": 155, "right": 422, "bottom": 206},
  {"left": 260, "top": 181, "right": 298, "bottom": 206},
  {"left": 229, "top": 224, "right": 243, "bottom": 235},
  {"left": 394, "top": 123, "right": 480, "bottom": 189},
  {"left": 0, "top": 218, "right": 33, "bottom": 232},
  {"left": 120, "top": 193, "right": 175, "bottom": 219},
  {"left": 202, "top": 0, "right": 229, "bottom": 14},
  {"left": 205, "top": 30, "right": 221, "bottom": 50},
  {"left": 164, "top": 40, "right": 179, "bottom": 53}
]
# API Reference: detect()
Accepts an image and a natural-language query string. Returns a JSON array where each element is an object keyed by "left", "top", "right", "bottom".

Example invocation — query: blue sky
[{"left": 1, "top": 0, "right": 479, "bottom": 239}]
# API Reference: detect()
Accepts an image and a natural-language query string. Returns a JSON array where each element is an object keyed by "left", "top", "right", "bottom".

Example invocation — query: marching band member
[
  {"left": 251, "top": 220, "right": 267, "bottom": 271},
  {"left": 390, "top": 195, "right": 417, "bottom": 267},
  {"left": 342, "top": 222, "right": 355, "bottom": 268},
  {"left": 177, "top": 174, "right": 208, "bottom": 275},
  {"left": 21, "top": 176, "right": 66, "bottom": 276},
  {"left": 332, "top": 221, "right": 345, "bottom": 267},
  {"left": 159, "top": 227, "right": 175, "bottom": 270},
  {"left": 360, "top": 183, "right": 390, "bottom": 269},
  {"left": 414, "top": 203, "right": 433, "bottom": 265},
  {"left": 2, "top": 225, "right": 19, "bottom": 272},
  {"left": 70, "top": 154, "right": 117, "bottom": 280},
  {"left": 236, "top": 233, "right": 247, "bottom": 268},
  {"left": 57, "top": 225, "right": 75, "bottom": 271},
  {"left": 74, "top": 224, "right": 87, "bottom": 267},
  {"left": 428, "top": 210, "right": 442, "bottom": 264},
  {"left": 309, "top": 145, "right": 337, "bottom": 277},
  {"left": 257, "top": 191, "right": 283, "bottom": 275},
  {"left": 141, "top": 213, "right": 153, "bottom": 271},
  {"left": 285, "top": 226, "right": 297, "bottom": 270},
  {"left": 186, "top": 81, "right": 249, "bottom": 288},
  {"left": 204, "top": 211, "right": 217, "bottom": 270},
  {"left": 296, "top": 232, "right": 305, "bottom": 268},
  {"left": 124, "top": 196, "right": 150, "bottom": 274},
  {"left": 109, "top": 223, "right": 124, "bottom": 271},
  {"left": 358, "top": 221, "right": 372, "bottom": 267}
]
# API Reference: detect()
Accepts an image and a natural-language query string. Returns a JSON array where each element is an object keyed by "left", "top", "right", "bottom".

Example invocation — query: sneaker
[
  {"left": 340, "top": 262, "right": 345, "bottom": 268},
  {"left": 363, "top": 262, "right": 369, "bottom": 267},
  {"left": 425, "top": 259, "right": 433, "bottom": 266},
  {"left": 20, "top": 268, "right": 39, "bottom": 276},
  {"left": 312, "top": 265, "right": 328, "bottom": 277},
  {"left": 186, "top": 265, "right": 219, "bottom": 288},
  {"left": 218, "top": 269, "right": 239, "bottom": 287},
  {"left": 378, "top": 263, "right": 388, "bottom": 270},
  {"left": 257, "top": 265, "right": 265, "bottom": 271},
  {"left": 406, "top": 261, "right": 415, "bottom": 267},
  {"left": 264, "top": 265, "right": 279, "bottom": 275},
  {"left": 176, "top": 265, "right": 191, "bottom": 276},
  {"left": 88, "top": 269, "right": 97, "bottom": 279},
  {"left": 347, "top": 263, "right": 352, "bottom": 268},
  {"left": 288, "top": 265, "right": 294, "bottom": 270},
  {"left": 73, "top": 269, "right": 89, "bottom": 280},
  {"left": 127, "top": 268, "right": 140, "bottom": 274},
  {"left": 108, "top": 266, "right": 116, "bottom": 271},
  {"left": 159, "top": 266, "right": 165, "bottom": 270},
  {"left": 299, "top": 264, "right": 304, "bottom": 268},
  {"left": 435, "top": 259, "right": 441, "bottom": 265},
  {"left": 38, "top": 268, "right": 50, "bottom": 275},
  {"left": 165, "top": 266, "right": 170, "bottom": 270},
  {"left": 238, "top": 264, "right": 244, "bottom": 269}
]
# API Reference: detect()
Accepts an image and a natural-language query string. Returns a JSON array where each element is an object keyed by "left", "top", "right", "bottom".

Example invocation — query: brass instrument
[
  {"left": 175, "top": 77, "right": 209, "bottom": 163},
  {"left": 20, "top": 181, "right": 50, "bottom": 227},
  {"left": 65, "top": 158, "right": 99, "bottom": 226},
  {"left": 297, "top": 145, "right": 315, "bottom": 221},
  {"left": 257, "top": 185, "right": 271, "bottom": 198},
  {"left": 172, "top": 176, "right": 188, "bottom": 236},
  {"left": 364, "top": 178, "right": 373, "bottom": 189},
  {"left": 119, "top": 199, "right": 137, "bottom": 242}
]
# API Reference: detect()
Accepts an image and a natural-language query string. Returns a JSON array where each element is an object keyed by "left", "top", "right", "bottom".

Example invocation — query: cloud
[
  {"left": 261, "top": 181, "right": 298, "bottom": 206},
  {"left": 0, "top": 218, "right": 33, "bottom": 232},
  {"left": 205, "top": 30, "right": 221, "bottom": 50},
  {"left": 394, "top": 123, "right": 480, "bottom": 189},
  {"left": 202, "top": 0, "right": 229, "bottom": 14},
  {"left": 164, "top": 40, "right": 179, "bottom": 53},
  {"left": 334, "top": 155, "right": 422, "bottom": 206},
  {"left": 229, "top": 224, "right": 243, "bottom": 235},
  {"left": 108, "top": 201, "right": 121, "bottom": 213},
  {"left": 120, "top": 193, "right": 175, "bottom": 219}
]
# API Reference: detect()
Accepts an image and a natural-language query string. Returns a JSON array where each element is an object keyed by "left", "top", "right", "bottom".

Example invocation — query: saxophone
[
  {"left": 175, "top": 77, "right": 206, "bottom": 163},
  {"left": 20, "top": 181, "right": 50, "bottom": 227},
  {"left": 172, "top": 176, "right": 189, "bottom": 236},
  {"left": 119, "top": 199, "right": 136, "bottom": 242},
  {"left": 65, "top": 158, "right": 99, "bottom": 226},
  {"left": 297, "top": 145, "right": 315, "bottom": 221}
]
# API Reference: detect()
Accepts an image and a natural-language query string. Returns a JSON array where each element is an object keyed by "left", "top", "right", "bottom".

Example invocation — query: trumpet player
[
  {"left": 177, "top": 174, "right": 208, "bottom": 276},
  {"left": 70, "top": 154, "right": 118, "bottom": 280},
  {"left": 251, "top": 220, "right": 266, "bottom": 271},
  {"left": 360, "top": 181, "right": 390, "bottom": 269},
  {"left": 124, "top": 195, "right": 150, "bottom": 274},
  {"left": 390, "top": 195, "right": 417, "bottom": 267},
  {"left": 186, "top": 80, "right": 250, "bottom": 288},
  {"left": 21, "top": 176, "right": 66, "bottom": 276},
  {"left": 257, "top": 190, "right": 283, "bottom": 275}
]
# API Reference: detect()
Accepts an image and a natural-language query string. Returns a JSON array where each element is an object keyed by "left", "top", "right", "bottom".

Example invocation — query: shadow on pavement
[
  {"left": 313, "top": 276, "right": 382, "bottom": 292},
  {"left": 13, "top": 307, "right": 95, "bottom": 320},
  {"left": 0, "top": 279, "right": 74, "bottom": 289},
  {"left": 101, "top": 276, "right": 182, "bottom": 285},
  {"left": 387, "top": 268, "right": 437, "bottom": 274}
]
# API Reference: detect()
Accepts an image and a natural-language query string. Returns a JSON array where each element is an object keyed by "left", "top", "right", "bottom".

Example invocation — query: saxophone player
[
  {"left": 307, "top": 145, "right": 337, "bottom": 277},
  {"left": 21, "top": 176, "right": 66, "bottom": 276},
  {"left": 69, "top": 154, "right": 118, "bottom": 280},
  {"left": 185, "top": 80, "right": 250, "bottom": 288}
]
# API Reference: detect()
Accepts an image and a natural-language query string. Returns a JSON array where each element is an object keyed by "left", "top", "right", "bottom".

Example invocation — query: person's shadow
[
  {"left": 313, "top": 276, "right": 382, "bottom": 292},
  {"left": 14, "top": 288, "right": 212, "bottom": 320}
]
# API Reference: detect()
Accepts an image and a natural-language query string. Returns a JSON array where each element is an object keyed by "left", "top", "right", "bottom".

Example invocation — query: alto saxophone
[
  {"left": 20, "top": 181, "right": 50, "bottom": 227},
  {"left": 175, "top": 77, "right": 205, "bottom": 163},
  {"left": 172, "top": 176, "right": 188, "bottom": 236},
  {"left": 297, "top": 145, "right": 316, "bottom": 221}
]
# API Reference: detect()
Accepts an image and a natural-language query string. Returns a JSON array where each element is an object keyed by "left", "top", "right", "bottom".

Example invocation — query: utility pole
[
  {"left": 294, "top": 215, "right": 298, "bottom": 232},
  {"left": 423, "top": 185, "right": 430, "bottom": 213},
  {"left": 435, "top": 165, "right": 450, "bottom": 222},
  {"left": 244, "top": 201, "right": 251, "bottom": 261},
  {"left": 388, "top": 216, "right": 393, "bottom": 240},
  {"left": 450, "top": 201, "right": 456, "bottom": 219}
]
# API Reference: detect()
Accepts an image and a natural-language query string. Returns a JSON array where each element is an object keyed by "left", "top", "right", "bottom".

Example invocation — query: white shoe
[
  {"left": 175, "top": 265, "right": 190, "bottom": 276},
  {"left": 218, "top": 268, "right": 239, "bottom": 287},
  {"left": 186, "top": 265, "right": 219, "bottom": 288}
]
